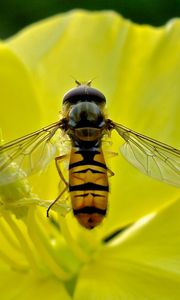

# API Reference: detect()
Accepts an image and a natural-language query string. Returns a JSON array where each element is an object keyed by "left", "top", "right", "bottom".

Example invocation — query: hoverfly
[{"left": 0, "top": 81, "right": 179, "bottom": 229}]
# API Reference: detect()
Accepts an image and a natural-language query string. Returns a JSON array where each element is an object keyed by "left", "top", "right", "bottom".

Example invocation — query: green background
[{"left": 0, "top": 0, "right": 180, "bottom": 38}]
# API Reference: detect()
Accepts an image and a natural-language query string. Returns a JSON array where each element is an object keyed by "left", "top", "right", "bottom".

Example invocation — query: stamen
[
  {"left": 58, "top": 215, "right": 89, "bottom": 263},
  {"left": 0, "top": 218, "right": 21, "bottom": 251},
  {"left": 0, "top": 248, "right": 28, "bottom": 271},
  {"left": 3, "top": 211, "right": 39, "bottom": 273},
  {"left": 26, "top": 207, "right": 71, "bottom": 281}
]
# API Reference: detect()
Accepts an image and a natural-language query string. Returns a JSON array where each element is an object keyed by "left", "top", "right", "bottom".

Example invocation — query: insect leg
[
  {"left": 55, "top": 155, "right": 68, "bottom": 186},
  {"left": 46, "top": 186, "right": 68, "bottom": 217},
  {"left": 107, "top": 168, "right": 114, "bottom": 177},
  {"left": 105, "top": 150, "right": 118, "bottom": 158}
]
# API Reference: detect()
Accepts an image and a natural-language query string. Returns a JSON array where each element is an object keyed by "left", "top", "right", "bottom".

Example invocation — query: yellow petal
[
  {"left": 0, "top": 264, "right": 71, "bottom": 300},
  {"left": 0, "top": 42, "right": 60, "bottom": 200},
  {"left": 106, "top": 199, "right": 180, "bottom": 274},
  {"left": 75, "top": 198, "right": 180, "bottom": 299},
  {"left": 0, "top": 43, "right": 42, "bottom": 141}
]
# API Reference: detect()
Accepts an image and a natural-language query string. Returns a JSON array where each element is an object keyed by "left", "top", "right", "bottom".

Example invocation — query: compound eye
[{"left": 63, "top": 85, "right": 106, "bottom": 106}]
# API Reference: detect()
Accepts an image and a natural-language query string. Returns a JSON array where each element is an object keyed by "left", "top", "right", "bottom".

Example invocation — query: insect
[{"left": 0, "top": 81, "right": 179, "bottom": 229}]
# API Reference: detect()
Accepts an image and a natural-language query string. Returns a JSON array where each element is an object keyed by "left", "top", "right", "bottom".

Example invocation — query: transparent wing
[
  {"left": 112, "top": 121, "right": 180, "bottom": 187},
  {"left": 0, "top": 121, "right": 65, "bottom": 186}
]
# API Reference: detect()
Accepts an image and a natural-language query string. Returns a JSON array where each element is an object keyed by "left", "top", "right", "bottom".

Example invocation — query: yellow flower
[{"left": 0, "top": 10, "right": 179, "bottom": 299}]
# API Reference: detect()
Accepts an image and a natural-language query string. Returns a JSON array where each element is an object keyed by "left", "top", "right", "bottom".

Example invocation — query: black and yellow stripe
[{"left": 69, "top": 147, "right": 109, "bottom": 229}]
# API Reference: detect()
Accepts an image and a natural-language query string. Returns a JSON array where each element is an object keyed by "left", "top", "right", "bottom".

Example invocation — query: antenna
[{"left": 70, "top": 76, "right": 98, "bottom": 86}]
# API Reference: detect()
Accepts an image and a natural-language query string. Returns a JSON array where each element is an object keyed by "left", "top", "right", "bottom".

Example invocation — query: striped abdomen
[{"left": 69, "top": 147, "right": 109, "bottom": 229}]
